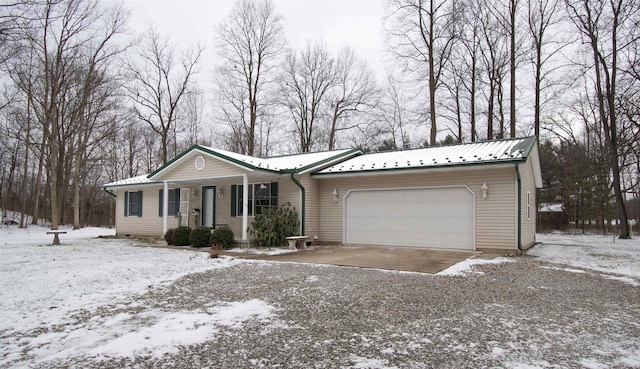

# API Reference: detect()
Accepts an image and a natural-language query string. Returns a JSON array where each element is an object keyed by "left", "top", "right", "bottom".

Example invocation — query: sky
[{"left": 123, "top": 0, "right": 389, "bottom": 81}]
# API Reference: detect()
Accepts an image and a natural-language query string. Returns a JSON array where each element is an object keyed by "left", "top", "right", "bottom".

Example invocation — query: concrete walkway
[{"left": 229, "top": 245, "right": 482, "bottom": 274}]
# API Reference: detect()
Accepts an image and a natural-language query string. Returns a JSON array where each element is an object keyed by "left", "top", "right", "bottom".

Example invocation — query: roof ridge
[
  {"left": 265, "top": 147, "right": 354, "bottom": 159},
  {"left": 366, "top": 136, "right": 535, "bottom": 155}
]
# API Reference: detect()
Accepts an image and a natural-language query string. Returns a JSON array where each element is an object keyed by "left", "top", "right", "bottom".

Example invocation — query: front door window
[{"left": 202, "top": 186, "right": 216, "bottom": 228}]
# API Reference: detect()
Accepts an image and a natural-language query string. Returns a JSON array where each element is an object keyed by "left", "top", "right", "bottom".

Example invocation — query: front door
[{"left": 202, "top": 186, "right": 216, "bottom": 228}]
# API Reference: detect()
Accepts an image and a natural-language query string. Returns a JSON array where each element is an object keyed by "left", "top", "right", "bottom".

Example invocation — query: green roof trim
[
  {"left": 311, "top": 157, "right": 528, "bottom": 176},
  {"left": 510, "top": 136, "right": 538, "bottom": 158},
  {"left": 103, "top": 180, "right": 162, "bottom": 189},
  {"left": 148, "top": 145, "right": 363, "bottom": 179},
  {"left": 283, "top": 147, "right": 364, "bottom": 173},
  {"left": 147, "top": 145, "right": 272, "bottom": 179}
]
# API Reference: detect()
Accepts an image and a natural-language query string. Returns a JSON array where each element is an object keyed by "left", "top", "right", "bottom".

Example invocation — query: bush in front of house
[
  {"left": 211, "top": 227, "right": 235, "bottom": 249},
  {"left": 164, "top": 228, "right": 176, "bottom": 245},
  {"left": 250, "top": 202, "right": 300, "bottom": 247},
  {"left": 172, "top": 226, "right": 192, "bottom": 246},
  {"left": 189, "top": 227, "right": 211, "bottom": 248}
]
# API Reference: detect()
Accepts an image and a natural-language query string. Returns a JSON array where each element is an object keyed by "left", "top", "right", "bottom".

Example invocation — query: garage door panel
[{"left": 345, "top": 187, "right": 474, "bottom": 250}]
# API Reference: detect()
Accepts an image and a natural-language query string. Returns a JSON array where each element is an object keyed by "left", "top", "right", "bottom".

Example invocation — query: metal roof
[
  {"left": 104, "top": 146, "right": 362, "bottom": 188},
  {"left": 104, "top": 138, "right": 539, "bottom": 188},
  {"left": 314, "top": 137, "right": 538, "bottom": 175},
  {"left": 203, "top": 146, "right": 360, "bottom": 172},
  {"left": 103, "top": 174, "right": 157, "bottom": 188}
]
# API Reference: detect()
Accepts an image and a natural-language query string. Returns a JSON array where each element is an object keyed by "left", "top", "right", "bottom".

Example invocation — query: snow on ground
[
  {"left": 2, "top": 225, "right": 639, "bottom": 367},
  {"left": 437, "top": 257, "right": 513, "bottom": 276},
  {"left": 0, "top": 225, "right": 279, "bottom": 367},
  {"left": 531, "top": 233, "right": 640, "bottom": 285}
]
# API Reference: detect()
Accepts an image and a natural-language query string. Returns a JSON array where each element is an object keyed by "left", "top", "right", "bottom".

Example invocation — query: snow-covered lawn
[
  {"left": 1, "top": 226, "right": 639, "bottom": 367},
  {"left": 0, "top": 225, "right": 272, "bottom": 367},
  {"left": 531, "top": 233, "right": 640, "bottom": 285}
]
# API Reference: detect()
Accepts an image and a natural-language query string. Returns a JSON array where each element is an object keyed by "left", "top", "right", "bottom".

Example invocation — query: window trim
[
  {"left": 125, "top": 190, "right": 143, "bottom": 217},
  {"left": 159, "top": 188, "right": 181, "bottom": 217},
  {"left": 526, "top": 191, "right": 531, "bottom": 220},
  {"left": 231, "top": 182, "right": 278, "bottom": 217}
]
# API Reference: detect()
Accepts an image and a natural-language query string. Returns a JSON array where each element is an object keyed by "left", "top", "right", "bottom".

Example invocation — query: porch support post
[
  {"left": 162, "top": 181, "right": 169, "bottom": 236},
  {"left": 242, "top": 174, "right": 248, "bottom": 241}
]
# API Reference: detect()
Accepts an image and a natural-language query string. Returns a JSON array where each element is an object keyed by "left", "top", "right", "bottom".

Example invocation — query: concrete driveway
[{"left": 230, "top": 245, "right": 482, "bottom": 273}]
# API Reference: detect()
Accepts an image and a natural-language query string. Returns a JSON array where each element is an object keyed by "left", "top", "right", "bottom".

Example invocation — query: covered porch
[{"left": 158, "top": 171, "right": 287, "bottom": 243}]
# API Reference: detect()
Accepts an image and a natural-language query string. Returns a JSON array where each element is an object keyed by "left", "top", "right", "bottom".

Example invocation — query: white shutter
[{"left": 180, "top": 188, "right": 190, "bottom": 226}]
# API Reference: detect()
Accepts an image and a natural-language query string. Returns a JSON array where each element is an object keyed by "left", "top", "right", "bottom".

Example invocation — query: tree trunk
[
  {"left": 470, "top": 51, "right": 477, "bottom": 142},
  {"left": 49, "top": 124, "right": 60, "bottom": 230},
  {"left": 31, "top": 135, "right": 46, "bottom": 226},
  {"left": 428, "top": 0, "right": 437, "bottom": 146},
  {"left": 509, "top": 0, "right": 517, "bottom": 138},
  {"left": 533, "top": 44, "right": 542, "bottom": 137},
  {"left": 591, "top": 40, "right": 630, "bottom": 239},
  {"left": 487, "top": 78, "right": 495, "bottom": 140},
  {"left": 497, "top": 79, "right": 505, "bottom": 139},
  {"left": 328, "top": 104, "right": 340, "bottom": 150},
  {"left": 20, "top": 94, "right": 31, "bottom": 228},
  {"left": 72, "top": 149, "right": 82, "bottom": 230}
]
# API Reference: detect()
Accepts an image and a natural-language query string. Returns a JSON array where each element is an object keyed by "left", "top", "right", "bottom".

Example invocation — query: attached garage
[
  {"left": 314, "top": 137, "right": 543, "bottom": 252},
  {"left": 344, "top": 187, "right": 474, "bottom": 250}
]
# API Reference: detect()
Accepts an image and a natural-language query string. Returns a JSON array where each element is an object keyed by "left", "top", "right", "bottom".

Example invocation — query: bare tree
[
  {"left": 280, "top": 41, "right": 336, "bottom": 153},
  {"left": 527, "top": 0, "right": 564, "bottom": 137},
  {"left": 385, "top": 0, "right": 457, "bottom": 145},
  {"left": 0, "top": 1, "right": 32, "bottom": 70},
  {"left": 377, "top": 70, "right": 417, "bottom": 149},
  {"left": 179, "top": 87, "right": 205, "bottom": 147},
  {"left": 457, "top": 0, "right": 484, "bottom": 142},
  {"left": 509, "top": 0, "right": 519, "bottom": 137},
  {"left": 125, "top": 26, "right": 202, "bottom": 164},
  {"left": 326, "top": 47, "right": 379, "bottom": 150},
  {"left": 215, "top": 0, "right": 285, "bottom": 156},
  {"left": 7, "top": 0, "right": 128, "bottom": 230},
  {"left": 478, "top": 1, "right": 509, "bottom": 140},
  {"left": 565, "top": 0, "right": 638, "bottom": 238}
]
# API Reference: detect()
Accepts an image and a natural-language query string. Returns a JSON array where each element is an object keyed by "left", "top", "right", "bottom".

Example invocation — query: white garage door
[{"left": 345, "top": 187, "right": 474, "bottom": 249}]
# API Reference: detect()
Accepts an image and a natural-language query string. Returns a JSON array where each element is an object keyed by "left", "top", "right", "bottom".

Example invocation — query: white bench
[
  {"left": 46, "top": 230, "right": 67, "bottom": 245},
  {"left": 285, "top": 236, "right": 309, "bottom": 250}
]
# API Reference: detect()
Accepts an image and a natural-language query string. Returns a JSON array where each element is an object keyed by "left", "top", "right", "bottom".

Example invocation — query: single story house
[{"left": 103, "top": 136, "right": 542, "bottom": 252}]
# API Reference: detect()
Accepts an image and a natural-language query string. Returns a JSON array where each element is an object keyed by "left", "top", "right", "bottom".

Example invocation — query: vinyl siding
[
  {"left": 212, "top": 180, "right": 242, "bottom": 238},
  {"left": 279, "top": 177, "right": 303, "bottom": 234},
  {"left": 520, "top": 156, "right": 537, "bottom": 248},
  {"left": 315, "top": 165, "right": 518, "bottom": 250},
  {"left": 156, "top": 151, "right": 251, "bottom": 181},
  {"left": 299, "top": 174, "right": 320, "bottom": 238},
  {"left": 115, "top": 185, "right": 180, "bottom": 237}
]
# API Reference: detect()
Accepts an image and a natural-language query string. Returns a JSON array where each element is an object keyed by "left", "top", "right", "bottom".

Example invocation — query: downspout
[
  {"left": 515, "top": 163, "right": 523, "bottom": 251},
  {"left": 289, "top": 172, "right": 305, "bottom": 235}
]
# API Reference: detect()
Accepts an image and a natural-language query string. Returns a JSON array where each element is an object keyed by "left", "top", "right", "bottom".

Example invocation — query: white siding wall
[
  {"left": 211, "top": 180, "right": 242, "bottom": 238},
  {"left": 115, "top": 185, "right": 179, "bottom": 237},
  {"left": 300, "top": 174, "right": 320, "bottom": 237},
  {"left": 278, "top": 176, "right": 303, "bottom": 234},
  {"left": 157, "top": 151, "right": 251, "bottom": 181},
  {"left": 315, "top": 165, "right": 518, "bottom": 251},
  {"left": 520, "top": 156, "right": 537, "bottom": 249}
]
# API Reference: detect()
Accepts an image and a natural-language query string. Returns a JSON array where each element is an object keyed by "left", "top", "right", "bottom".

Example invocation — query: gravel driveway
[{"left": 31, "top": 257, "right": 640, "bottom": 368}]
